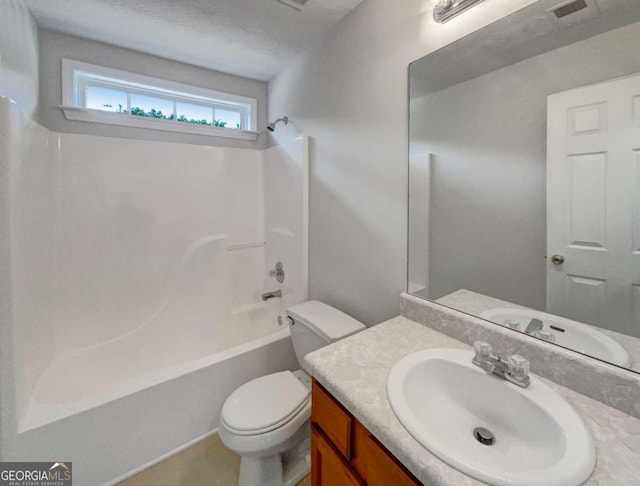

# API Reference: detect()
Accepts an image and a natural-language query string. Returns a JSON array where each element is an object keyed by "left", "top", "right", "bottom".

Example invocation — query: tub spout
[{"left": 261, "top": 290, "right": 282, "bottom": 301}]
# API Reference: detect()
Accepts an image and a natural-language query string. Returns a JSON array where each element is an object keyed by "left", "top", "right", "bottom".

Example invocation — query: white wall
[
  {"left": 38, "top": 29, "right": 269, "bottom": 148},
  {"left": 268, "top": 0, "right": 536, "bottom": 325}
]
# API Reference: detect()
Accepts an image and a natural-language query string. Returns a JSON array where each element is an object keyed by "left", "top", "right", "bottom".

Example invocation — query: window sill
[{"left": 60, "top": 106, "right": 260, "bottom": 141}]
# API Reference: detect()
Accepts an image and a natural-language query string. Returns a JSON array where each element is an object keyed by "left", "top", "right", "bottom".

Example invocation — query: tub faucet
[
  {"left": 261, "top": 289, "right": 282, "bottom": 301},
  {"left": 472, "top": 341, "right": 530, "bottom": 388}
]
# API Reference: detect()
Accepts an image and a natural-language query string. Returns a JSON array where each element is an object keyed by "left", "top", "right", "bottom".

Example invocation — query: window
[{"left": 61, "top": 59, "right": 258, "bottom": 140}]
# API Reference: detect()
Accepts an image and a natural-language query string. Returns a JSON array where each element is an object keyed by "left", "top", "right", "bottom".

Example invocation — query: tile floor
[{"left": 118, "top": 433, "right": 311, "bottom": 486}]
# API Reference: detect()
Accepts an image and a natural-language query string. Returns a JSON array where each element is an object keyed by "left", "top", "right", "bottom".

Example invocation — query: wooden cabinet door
[
  {"left": 311, "top": 380, "right": 354, "bottom": 460},
  {"left": 364, "top": 434, "right": 421, "bottom": 486},
  {"left": 312, "top": 426, "right": 364, "bottom": 486}
]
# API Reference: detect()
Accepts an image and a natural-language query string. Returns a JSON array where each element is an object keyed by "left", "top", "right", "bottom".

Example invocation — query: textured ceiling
[
  {"left": 25, "top": 0, "right": 363, "bottom": 80},
  {"left": 410, "top": 0, "right": 640, "bottom": 97}
]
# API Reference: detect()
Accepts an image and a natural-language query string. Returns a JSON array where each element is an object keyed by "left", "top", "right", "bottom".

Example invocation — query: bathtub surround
[
  {"left": 37, "top": 30, "right": 269, "bottom": 148},
  {"left": 304, "top": 317, "right": 640, "bottom": 486},
  {"left": 0, "top": 98, "right": 55, "bottom": 452},
  {"left": 0, "top": 97, "right": 309, "bottom": 484},
  {"left": 0, "top": 0, "right": 38, "bottom": 116},
  {"left": 400, "top": 293, "right": 640, "bottom": 420}
]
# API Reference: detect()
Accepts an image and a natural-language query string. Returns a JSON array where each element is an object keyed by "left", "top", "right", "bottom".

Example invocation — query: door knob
[{"left": 551, "top": 255, "right": 565, "bottom": 265}]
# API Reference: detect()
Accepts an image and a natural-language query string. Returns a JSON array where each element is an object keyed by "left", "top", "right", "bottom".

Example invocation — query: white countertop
[{"left": 304, "top": 316, "right": 640, "bottom": 486}]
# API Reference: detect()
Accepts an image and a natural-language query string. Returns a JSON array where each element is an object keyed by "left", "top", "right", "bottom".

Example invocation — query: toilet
[{"left": 219, "top": 300, "right": 365, "bottom": 486}]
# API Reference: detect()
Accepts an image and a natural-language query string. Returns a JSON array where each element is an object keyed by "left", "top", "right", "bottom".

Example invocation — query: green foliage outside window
[{"left": 104, "top": 103, "right": 238, "bottom": 128}]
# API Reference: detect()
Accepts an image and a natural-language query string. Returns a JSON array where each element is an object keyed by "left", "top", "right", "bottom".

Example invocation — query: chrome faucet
[
  {"left": 524, "top": 318, "right": 556, "bottom": 343},
  {"left": 261, "top": 289, "right": 282, "bottom": 301},
  {"left": 525, "top": 318, "right": 543, "bottom": 335},
  {"left": 472, "top": 341, "right": 530, "bottom": 388}
]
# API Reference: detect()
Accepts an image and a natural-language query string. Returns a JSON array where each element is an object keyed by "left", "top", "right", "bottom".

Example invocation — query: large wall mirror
[{"left": 408, "top": 0, "right": 640, "bottom": 373}]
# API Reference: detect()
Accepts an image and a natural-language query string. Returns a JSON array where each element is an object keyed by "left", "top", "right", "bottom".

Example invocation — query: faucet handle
[
  {"left": 504, "top": 319, "right": 521, "bottom": 331},
  {"left": 473, "top": 341, "right": 492, "bottom": 359},
  {"left": 533, "top": 330, "right": 557, "bottom": 343},
  {"left": 507, "top": 354, "right": 529, "bottom": 380}
]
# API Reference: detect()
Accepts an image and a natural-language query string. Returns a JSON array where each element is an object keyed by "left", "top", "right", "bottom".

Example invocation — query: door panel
[{"left": 547, "top": 73, "right": 640, "bottom": 338}]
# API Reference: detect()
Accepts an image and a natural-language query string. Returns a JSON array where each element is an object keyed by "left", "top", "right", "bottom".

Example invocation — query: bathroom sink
[
  {"left": 387, "top": 348, "right": 595, "bottom": 486},
  {"left": 480, "top": 308, "right": 632, "bottom": 368}
]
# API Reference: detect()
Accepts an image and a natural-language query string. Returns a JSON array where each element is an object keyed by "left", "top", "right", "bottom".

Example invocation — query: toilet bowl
[{"left": 219, "top": 300, "right": 365, "bottom": 486}]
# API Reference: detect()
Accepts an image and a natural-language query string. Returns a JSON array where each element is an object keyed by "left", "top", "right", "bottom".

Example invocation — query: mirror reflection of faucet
[
  {"left": 504, "top": 319, "right": 521, "bottom": 331},
  {"left": 503, "top": 318, "right": 557, "bottom": 343},
  {"left": 525, "top": 318, "right": 557, "bottom": 343},
  {"left": 481, "top": 306, "right": 632, "bottom": 367}
]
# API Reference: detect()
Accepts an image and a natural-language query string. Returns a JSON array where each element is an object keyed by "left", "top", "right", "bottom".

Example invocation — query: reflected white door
[{"left": 547, "top": 73, "right": 640, "bottom": 337}]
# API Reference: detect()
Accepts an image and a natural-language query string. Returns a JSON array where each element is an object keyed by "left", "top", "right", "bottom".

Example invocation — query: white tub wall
[
  {"left": 52, "top": 135, "right": 265, "bottom": 354},
  {"left": 0, "top": 0, "right": 39, "bottom": 117},
  {"left": 5, "top": 333, "right": 298, "bottom": 486},
  {"left": 0, "top": 97, "right": 17, "bottom": 459},
  {"left": 263, "top": 137, "right": 309, "bottom": 305},
  {"left": 223, "top": 147, "right": 268, "bottom": 312},
  {"left": 0, "top": 98, "right": 56, "bottom": 436}
]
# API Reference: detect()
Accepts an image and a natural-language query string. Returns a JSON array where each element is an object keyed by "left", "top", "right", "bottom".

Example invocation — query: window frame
[{"left": 61, "top": 59, "right": 259, "bottom": 141}]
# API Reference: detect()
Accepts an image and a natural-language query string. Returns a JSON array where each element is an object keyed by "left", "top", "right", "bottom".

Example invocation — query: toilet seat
[{"left": 221, "top": 371, "right": 310, "bottom": 436}]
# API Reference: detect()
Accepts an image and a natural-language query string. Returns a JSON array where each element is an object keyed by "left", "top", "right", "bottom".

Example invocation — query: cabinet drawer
[
  {"left": 312, "top": 426, "right": 364, "bottom": 486},
  {"left": 311, "top": 380, "right": 354, "bottom": 460}
]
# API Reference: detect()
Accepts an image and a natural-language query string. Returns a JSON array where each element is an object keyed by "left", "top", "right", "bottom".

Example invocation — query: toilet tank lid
[{"left": 286, "top": 300, "right": 365, "bottom": 342}]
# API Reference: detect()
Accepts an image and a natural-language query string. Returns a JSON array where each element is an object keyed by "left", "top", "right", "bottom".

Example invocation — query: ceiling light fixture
[{"left": 433, "top": 0, "right": 484, "bottom": 23}]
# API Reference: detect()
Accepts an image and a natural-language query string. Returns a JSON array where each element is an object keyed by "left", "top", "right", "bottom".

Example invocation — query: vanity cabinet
[{"left": 311, "top": 380, "right": 422, "bottom": 486}]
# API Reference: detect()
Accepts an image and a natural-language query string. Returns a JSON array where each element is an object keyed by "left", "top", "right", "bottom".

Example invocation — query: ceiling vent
[
  {"left": 545, "top": 0, "right": 600, "bottom": 28},
  {"left": 552, "top": 0, "right": 588, "bottom": 18},
  {"left": 277, "top": 0, "right": 310, "bottom": 10}
]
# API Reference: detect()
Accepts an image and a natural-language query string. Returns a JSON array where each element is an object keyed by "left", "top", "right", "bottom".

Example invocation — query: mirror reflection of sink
[
  {"left": 479, "top": 308, "right": 632, "bottom": 368},
  {"left": 387, "top": 348, "right": 596, "bottom": 486}
]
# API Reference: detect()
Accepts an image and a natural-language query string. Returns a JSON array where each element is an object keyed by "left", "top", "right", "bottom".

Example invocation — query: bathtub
[
  {"left": 1, "top": 104, "right": 309, "bottom": 485},
  {"left": 10, "top": 300, "right": 299, "bottom": 486}
]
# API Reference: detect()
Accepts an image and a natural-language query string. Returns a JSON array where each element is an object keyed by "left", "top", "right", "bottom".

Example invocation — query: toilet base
[{"left": 238, "top": 435, "right": 310, "bottom": 486}]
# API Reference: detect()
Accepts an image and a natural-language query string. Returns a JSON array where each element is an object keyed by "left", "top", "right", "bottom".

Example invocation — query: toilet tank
[{"left": 286, "top": 300, "right": 365, "bottom": 371}]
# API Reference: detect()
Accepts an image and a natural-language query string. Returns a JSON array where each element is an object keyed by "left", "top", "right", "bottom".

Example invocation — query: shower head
[{"left": 267, "top": 116, "right": 288, "bottom": 132}]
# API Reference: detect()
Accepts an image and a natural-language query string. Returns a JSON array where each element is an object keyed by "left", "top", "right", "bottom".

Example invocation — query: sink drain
[{"left": 473, "top": 427, "right": 495, "bottom": 446}]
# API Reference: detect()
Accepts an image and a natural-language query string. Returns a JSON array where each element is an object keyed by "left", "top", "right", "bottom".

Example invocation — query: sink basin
[
  {"left": 387, "top": 348, "right": 595, "bottom": 486},
  {"left": 480, "top": 308, "right": 631, "bottom": 368}
]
